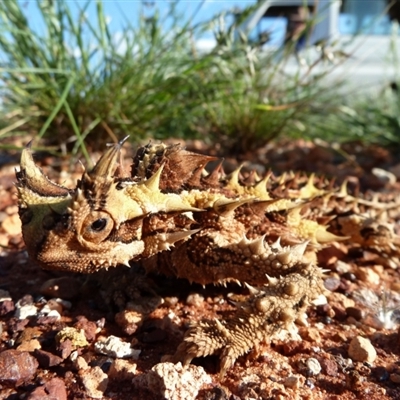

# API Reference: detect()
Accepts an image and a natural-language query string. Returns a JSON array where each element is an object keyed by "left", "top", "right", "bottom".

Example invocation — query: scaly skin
[{"left": 15, "top": 139, "right": 400, "bottom": 373}]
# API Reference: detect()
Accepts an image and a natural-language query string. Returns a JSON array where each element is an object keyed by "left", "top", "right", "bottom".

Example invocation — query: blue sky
[
  {"left": 24, "top": 1, "right": 256, "bottom": 31},
  {"left": 21, "top": 0, "right": 265, "bottom": 52}
]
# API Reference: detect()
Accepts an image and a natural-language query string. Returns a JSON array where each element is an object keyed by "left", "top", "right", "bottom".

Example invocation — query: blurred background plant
[{"left": 0, "top": 0, "right": 398, "bottom": 159}]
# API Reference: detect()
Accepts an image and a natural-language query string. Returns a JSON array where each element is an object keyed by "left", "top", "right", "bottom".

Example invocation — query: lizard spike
[
  {"left": 271, "top": 237, "right": 282, "bottom": 250},
  {"left": 165, "top": 229, "right": 201, "bottom": 245},
  {"left": 291, "top": 241, "right": 309, "bottom": 258},
  {"left": 227, "top": 165, "right": 243, "bottom": 189},
  {"left": 339, "top": 179, "right": 349, "bottom": 197},
  {"left": 213, "top": 197, "right": 256, "bottom": 215},
  {"left": 215, "top": 319, "right": 227, "bottom": 332},
  {"left": 17, "top": 143, "right": 70, "bottom": 198},
  {"left": 255, "top": 172, "right": 271, "bottom": 188},
  {"left": 121, "top": 260, "right": 131, "bottom": 268},
  {"left": 275, "top": 241, "right": 308, "bottom": 265},
  {"left": 203, "top": 160, "right": 225, "bottom": 185},
  {"left": 278, "top": 172, "right": 287, "bottom": 185},
  {"left": 254, "top": 173, "right": 272, "bottom": 197},
  {"left": 143, "top": 163, "right": 165, "bottom": 192},
  {"left": 320, "top": 269, "right": 331, "bottom": 274},
  {"left": 315, "top": 228, "right": 348, "bottom": 243},
  {"left": 275, "top": 249, "right": 292, "bottom": 265},
  {"left": 299, "top": 173, "right": 325, "bottom": 199},
  {"left": 248, "top": 235, "right": 266, "bottom": 255},
  {"left": 244, "top": 282, "right": 260, "bottom": 295},
  {"left": 265, "top": 274, "right": 279, "bottom": 285},
  {"left": 252, "top": 170, "right": 261, "bottom": 182},
  {"left": 89, "top": 138, "right": 126, "bottom": 179}
]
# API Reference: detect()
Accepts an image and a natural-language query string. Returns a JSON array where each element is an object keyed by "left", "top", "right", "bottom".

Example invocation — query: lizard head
[
  {"left": 16, "top": 140, "right": 200, "bottom": 273},
  {"left": 15, "top": 140, "right": 148, "bottom": 272}
]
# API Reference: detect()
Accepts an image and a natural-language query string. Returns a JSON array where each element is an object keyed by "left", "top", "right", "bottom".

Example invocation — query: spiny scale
[{"left": 16, "top": 140, "right": 400, "bottom": 374}]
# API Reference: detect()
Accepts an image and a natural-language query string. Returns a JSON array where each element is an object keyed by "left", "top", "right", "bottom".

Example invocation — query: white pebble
[
  {"left": 14, "top": 304, "right": 38, "bottom": 319},
  {"left": 81, "top": 366, "right": 108, "bottom": 399},
  {"left": 94, "top": 335, "right": 141, "bottom": 359},
  {"left": 133, "top": 362, "right": 211, "bottom": 400},
  {"left": 348, "top": 336, "right": 377, "bottom": 363},
  {"left": 305, "top": 357, "right": 321, "bottom": 376}
]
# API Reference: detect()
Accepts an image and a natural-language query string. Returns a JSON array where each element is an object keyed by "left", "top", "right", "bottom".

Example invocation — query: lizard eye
[
  {"left": 91, "top": 218, "right": 107, "bottom": 232},
  {"left": 81, "top": 211, "right": 114, "bottom": 244}
]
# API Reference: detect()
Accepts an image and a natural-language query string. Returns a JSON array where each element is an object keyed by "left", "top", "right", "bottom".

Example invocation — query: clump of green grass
[
  {"left": 0, "top": 0, "right": 374, "bottom": 158},
  {"left": 0, "top": 0, "right": 224, "bottom": 158}
]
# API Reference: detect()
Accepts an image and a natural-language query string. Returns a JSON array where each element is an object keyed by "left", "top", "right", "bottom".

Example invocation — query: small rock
[
  {"left": 283, "top": 374, "right": 303, "bottom": 389},
  {"left": 94, "top": 335, "right": 141, "bottom": 359},
  {"left": 7, "top": 319, "right": 20, "bottom": 335},
  {"left": 324, "top": 277, "right": 341, "bottom": 292},
  {"left": 133, "top": 362, "right": 211, "bottom": 400},
  {"left": 346, "top": 369, "right": 364, "bottom": 389},
  {"left": 16, "top": 326, "right": 43, "bottom": 345},
  {"left": 328, "top": 292, "right": 355, "bottom": 308},
  {"left": 81, "top": 366, "right": 109, "bottom": 399},
  {"left": 56, "top": 327, "right": 89, "bottom": 349},
  {"left": 74, "top": 316, "right": 98, "bottom": 341},
  {"left": 36, "top": 314, "right": 61, "bottom": 325},
  {"left": 41, "top": 299, "right": 63, "bottom": 315},
  {"left": 319, "top": 358, "right": 338, "bottom": 376},
  {"left": 14, "top": 304, "right": 38, "bottom": 320},
  {"left": 335, "top": 261, "right": 352, "bottom": 274},
  {"left": 164, "top": 297, "right": 179, "bottom": 307},
  {"left": 300, "top": 327, "right": 321, "bottom": 343},
  {"left": 0, "top": 349, "right": 39, "bottom": 385},
  {"left": 346, "top": 307, "right": 365, "bottom": 321},
  {"left": 356, "top": 267, "right": 380, "bottom": 285},
  {"left": 2, "top": 213, "right": 21, "bottom": 235},
  {"left": 115, "top": 310, "right": 143, "bottom": 335},
  {"left": 348, "top": 336, "right": 377, "bottom": 363},
  {"left": 16, "top": 339, "right": 41, "bottom": 352},
  {"left": 186, "top": 293, "right": 204, "bottom": 307},
  {"left": 27, "top": 377, "right": 67, "bottom": 400},
  {"left": 15, "top": 294, "right": 33, "bottom": 307},
  {"left": 74, "top": 356, "right": 89, "bottom": 371},
  {"left": 0, "top": 292, "right": 14, "bottom": 316},
  {"left": 57, "top": 339, "right": 73, "bottom": 359},
  {"left": 298, "top": 357, "right": 322, "bottom": 377},
  {"left": 17, "top": 294, "right": 35, "bottom": 306},
  {"left": 33, "top": 349, "right": 63, "bottom": 368},
  {"left": 305, "top": 378, "right": 315, "bottom": 389},
  {"left": 390, "top": 373, "right": 400, "bottom": 384},
  {"left": 108, "top": 359, "right": 137, "bottom": 381},
  {"left": 0, "top": 300, "right": 15, "bottom": 316}
]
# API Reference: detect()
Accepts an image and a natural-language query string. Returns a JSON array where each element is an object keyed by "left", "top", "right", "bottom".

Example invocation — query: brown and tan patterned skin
[{"left": 15, "top": 139, "right": 400, "bottom": 375}]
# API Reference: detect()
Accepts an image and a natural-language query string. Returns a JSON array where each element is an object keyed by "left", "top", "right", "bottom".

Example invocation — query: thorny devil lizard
[{"left": 15, "top": 138, "right": 400, "bottom": 376}]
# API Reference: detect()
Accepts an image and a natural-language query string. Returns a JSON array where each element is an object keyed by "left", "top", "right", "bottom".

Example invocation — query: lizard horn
[{"left": 16, "top": 142, "right": 70, "bottom": 203}]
